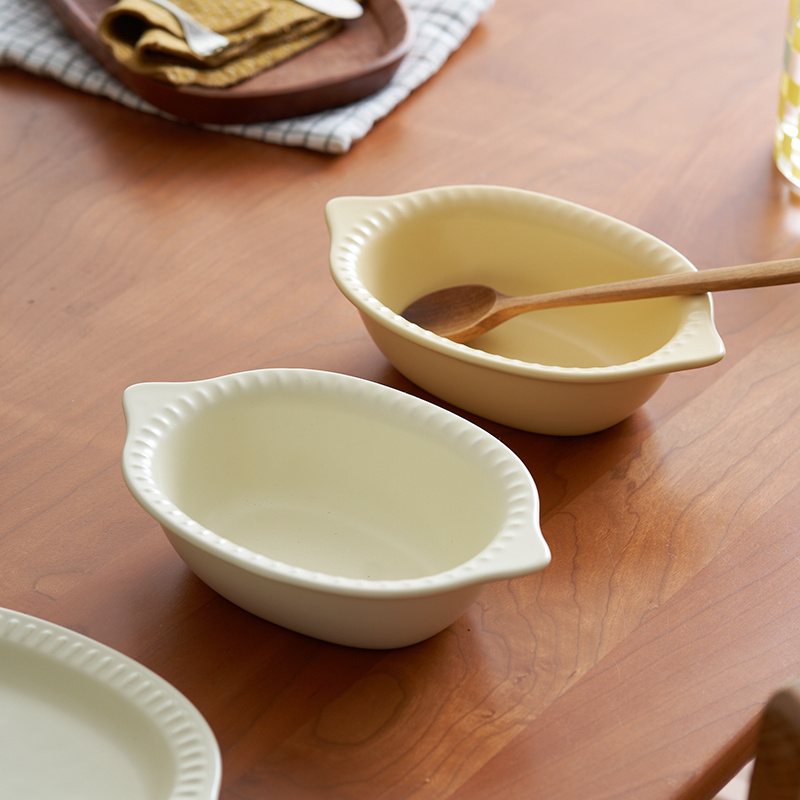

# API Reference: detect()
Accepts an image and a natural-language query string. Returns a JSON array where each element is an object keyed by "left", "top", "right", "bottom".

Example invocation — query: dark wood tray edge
[{"left": 46, "top": 0, "right": 414, "bottom": 124}]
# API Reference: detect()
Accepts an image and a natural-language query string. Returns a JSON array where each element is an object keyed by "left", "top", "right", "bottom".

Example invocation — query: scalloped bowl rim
[
  {"left": 122, "top": 368, "right": 548, "bottom": 600},
  {"left": 327, "top": 185, "right": 725, "bottom": 383}
]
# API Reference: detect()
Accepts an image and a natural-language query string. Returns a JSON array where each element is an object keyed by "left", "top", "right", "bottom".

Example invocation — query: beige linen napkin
[{"left": 98, "top": 0, "right": 342, "bottom": 87}]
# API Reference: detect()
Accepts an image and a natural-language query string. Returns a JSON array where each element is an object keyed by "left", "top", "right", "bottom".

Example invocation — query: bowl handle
[
  {"left": 122, "top": 381, "right": 177, "bottom": 430},
  {"left": 487, "top": 520, "right": 551, "bottom": 580},
  {"left": 325, "top": 195, "right": 390, "bottom": 237}
]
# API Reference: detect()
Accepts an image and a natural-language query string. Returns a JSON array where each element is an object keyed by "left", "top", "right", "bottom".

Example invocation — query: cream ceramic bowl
[
  {"left": 122, "top": 368, "right": 549, "bottom": 649},
  {"left": 326, "top": 186, "right": 725, "bottom": 435}
]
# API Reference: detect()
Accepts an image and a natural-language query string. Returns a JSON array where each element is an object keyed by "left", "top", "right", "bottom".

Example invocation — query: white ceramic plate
[{"left": 0, "top": 608, "right": 221, "bottom": 800}]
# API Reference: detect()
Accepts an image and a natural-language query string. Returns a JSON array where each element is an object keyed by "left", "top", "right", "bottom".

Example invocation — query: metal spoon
[
  {"left": 298, "top": 0, "right": 364, "bottom": 18},
  {"left": 400, "top": 258, "right": 800, "bottom": 343},
  {"left": 147, "top": 0, "right": 230, "bottom": 56}
]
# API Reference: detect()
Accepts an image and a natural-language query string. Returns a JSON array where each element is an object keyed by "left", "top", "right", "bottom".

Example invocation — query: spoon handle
[{"left": 499, "top": 258, "right": 800, "bottom": 311}]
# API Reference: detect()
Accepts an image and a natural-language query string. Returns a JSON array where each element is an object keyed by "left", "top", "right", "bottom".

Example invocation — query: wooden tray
[{"left": 46, "top": 0, "right": 413, "bottom": 124}]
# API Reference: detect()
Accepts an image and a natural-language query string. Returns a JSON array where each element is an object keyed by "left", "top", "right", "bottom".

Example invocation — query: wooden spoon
[{"left": 400, "top": 258, "right": 800, "bottom": 343}]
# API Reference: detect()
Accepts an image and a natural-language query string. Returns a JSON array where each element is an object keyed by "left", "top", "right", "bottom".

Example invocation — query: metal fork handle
[{"left": 146, "top": 0, "right": 230, "bottom": 57}]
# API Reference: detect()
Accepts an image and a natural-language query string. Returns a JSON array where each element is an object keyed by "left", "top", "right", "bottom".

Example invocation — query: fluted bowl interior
[{"left": 122, "top": 368, "right": 549, "bottom": 648}]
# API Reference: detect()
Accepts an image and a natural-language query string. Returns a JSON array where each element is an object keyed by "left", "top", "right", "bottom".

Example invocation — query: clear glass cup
[{"left": 776, "top": 0, "right": 800, "bottom": 187}]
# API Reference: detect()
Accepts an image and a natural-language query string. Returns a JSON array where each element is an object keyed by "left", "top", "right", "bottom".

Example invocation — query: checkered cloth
[{"left": 0, "top": 0, "right": 492, "bottom": 153}]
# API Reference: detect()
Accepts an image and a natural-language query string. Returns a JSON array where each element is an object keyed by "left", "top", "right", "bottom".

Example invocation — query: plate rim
[{"left": 0, "top": 607, "right": 222, "bottom": 800}]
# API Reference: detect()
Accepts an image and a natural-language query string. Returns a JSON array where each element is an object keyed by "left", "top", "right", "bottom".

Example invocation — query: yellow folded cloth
[{"left": 98, "top": 0, "right": 343, "bottom": 88}]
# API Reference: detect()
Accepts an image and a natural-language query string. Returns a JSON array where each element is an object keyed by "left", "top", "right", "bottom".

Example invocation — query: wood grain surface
[{"left": 2, "top": 0, "right": 800, "bottom": 798}]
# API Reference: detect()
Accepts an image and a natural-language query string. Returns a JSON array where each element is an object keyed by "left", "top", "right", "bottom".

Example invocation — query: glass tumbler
[{"left": 776, "top": 0, "right": 800, "bottom": 187}]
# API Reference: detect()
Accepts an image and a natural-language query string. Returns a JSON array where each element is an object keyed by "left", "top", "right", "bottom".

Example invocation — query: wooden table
[{"left": 3, "top": 0, "right": 800, "bottom": 797}]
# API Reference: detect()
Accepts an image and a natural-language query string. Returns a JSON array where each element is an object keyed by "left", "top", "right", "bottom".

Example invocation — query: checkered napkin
[{"left": 0, "top": 0, "right": 493, "bottom": 153}]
